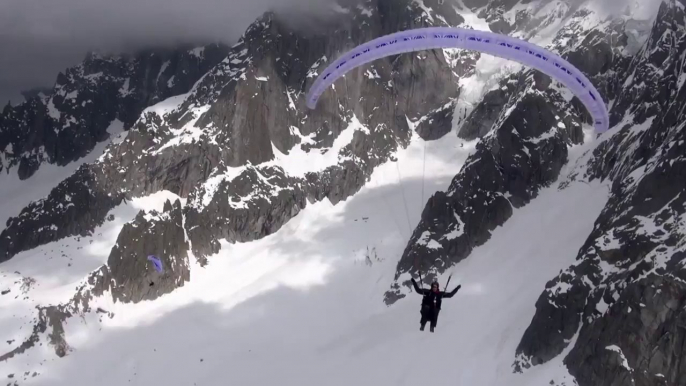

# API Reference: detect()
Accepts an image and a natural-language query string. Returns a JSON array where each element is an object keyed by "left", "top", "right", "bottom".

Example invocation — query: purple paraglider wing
[
  {"left": 147, "top": 255, "right": 164, "bottom": 273},
  {"left": 305, "top": 27, "right": 609, "bottom": 134}
]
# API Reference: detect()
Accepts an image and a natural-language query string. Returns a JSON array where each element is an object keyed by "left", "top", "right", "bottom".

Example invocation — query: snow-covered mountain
[
  {"left": 515, "top": 2, "right": 686, "bottom": 385},
  {"left": 0, "top": 44, "right": 229, "bottom": 180},
  {"left": 1, "top": 0, "right": 684, "bottom": 385}
]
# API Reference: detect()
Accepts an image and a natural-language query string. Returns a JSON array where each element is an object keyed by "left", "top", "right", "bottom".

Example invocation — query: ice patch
[
  {"left": 157, "top": 61, "right": 170, "bottom": 83},
  {"left": 606, "top": 345, "right": 634, "bottom": 372},
  {"left": 270, "top": 114, "right": 367, "bottom": 178},
  {"left": 190, "top": 46, "right": 205, "bottom": 58},
  {"left": 365, "top": 69, "right": 381, "bottom": 79},
  {"left": 413, "top": 0, "right": 434, "bottom": 22},
  {"left": 46, "top": 98, "right": 61, "bottom": 120},
  {"left": 330, "top": 3, "right": 350, "bottom": 13},
  {"left": 143, "top": 93, "right": 189, "bottom": 119},
  {"left": 65, "top": 90, "right": 79, "bottom": 100},
  {"left": 107, "top": 119, "right": 128, "bottom": 145},
  {"left": 119, "top": 78, "right": 133, "bottom": 97},
  {"left": 357, "top": 4, "right": 373, "bottom": 17}
]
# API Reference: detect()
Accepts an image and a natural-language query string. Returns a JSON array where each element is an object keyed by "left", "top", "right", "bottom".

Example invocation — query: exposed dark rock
[
  {"left": 43, "top": 306, "right": 71, "bottom": 357},
  {"left": 0, "top": 304, "right": 71, "bottom": 361},
  {"left": 0, "top": 165, "right": 125, "bottom": 263},
  {"left": 0, "top": 44, "right": 229, "bottom": 180},
  {"left": 566, "top": 276, "right": 686, "bottom": 386},
  {"left": 415, "top": 100, "right": 457, "bottom": 140},
  {"left": 514, "top": 2, "right": 686, "bottom": 385},
  {"left": 107, "top": 199, "right": 190, "bottom": 303},
  {"left": 533, "top": 71, "right": 552, "bottom": 91},
  {"left": 565, "top": 30, "right": 615, "bottom": 76},
  {"left": 176, "top": 4, "right": 470, "bottom": 262},
  {"left": 458, "top": 78, "right": 514, "bottom": 141}
]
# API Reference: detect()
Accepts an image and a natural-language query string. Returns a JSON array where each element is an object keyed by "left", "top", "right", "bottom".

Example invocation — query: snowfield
[{"left": 1, "top": 122, "right": 610, "bottom": 386}]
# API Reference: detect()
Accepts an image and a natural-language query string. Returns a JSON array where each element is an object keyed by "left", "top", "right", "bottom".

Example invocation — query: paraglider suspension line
[
  {"left": 395, "top": 161, "right": 413, "bottom": 235},
  {"left": 421, "top": 139, "right": 426, "bottom": 212},
  {"left": 415, "top": 256, "right": 424, "bottom": 289},
  {"left": 444, "top": 274, "right": 452, "bottom": 293}
]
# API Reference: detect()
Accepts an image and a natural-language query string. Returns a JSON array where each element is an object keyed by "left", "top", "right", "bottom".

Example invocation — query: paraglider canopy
[
  {"left": 306, "top": 27, "right": 610, "bottom": 133},
  {"left": 147, "top": 255, "right": 164, "bottom": 273}
]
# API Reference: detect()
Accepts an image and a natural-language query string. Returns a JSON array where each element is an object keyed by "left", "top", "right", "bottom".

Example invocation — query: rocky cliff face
[
  {"left": 513, "top": 2, "right": 686, "bottom": 385},
  {"left": 0, "top": 0, "right": 473, "bottom": 265},
  {"left": 0, "top": 44, "right": 229, "bottom": 180},
  {"left": 108, "top": 199, "right": 190, "bottom": 303},
  {"left": 383, "top": 0, "right": 623, "bottom": 303}
]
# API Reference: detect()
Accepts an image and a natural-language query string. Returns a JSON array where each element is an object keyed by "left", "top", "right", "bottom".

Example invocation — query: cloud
[
  {"left": 0, "top": 0, "right": 343, "bottom": 104},
  {"left": 0, "top": 0, "right": 666, "bottom": 105}
]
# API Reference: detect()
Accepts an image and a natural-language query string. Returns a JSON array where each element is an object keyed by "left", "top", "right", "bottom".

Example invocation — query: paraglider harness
[
  {"left": 419, "top": 273, "right": 452, "bottom": 311},
  {"left": 412, "top": 264, "right": 460, "bottom": 332}
]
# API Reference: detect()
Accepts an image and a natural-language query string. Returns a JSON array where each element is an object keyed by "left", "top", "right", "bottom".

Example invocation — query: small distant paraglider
[
  {"left": 147, "top": 255, "right": 164, "bottom": 273},
  {"left": 147, "top": 255, "right": 163, "bottom": 287}
]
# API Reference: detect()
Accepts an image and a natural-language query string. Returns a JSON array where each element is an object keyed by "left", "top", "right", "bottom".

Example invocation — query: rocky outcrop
[
  {"left": 514, "top": 115, "right": 686, "bottom": 383},
  {"left": 457, "top": 84, "right": 511, "bottom": 141},
  {"left": 185, "top": 164, "right": 309, "bottom": 260},
  {"left": 1, "top": 199, "right": 189, "bottom": 361},
  {"left": 514, "top": 2, "right": 686, "bottom": 385},
  {"left": 108, "top": 199, "right": 190, "bottom": 303},
  {"left": 0, "top": 265, "right": 112, "bottom": 361},
  {"left": 60, "top": 198, "right": 191, "bottom": 304},
  {"left": 0, "top": 165, "right": 125, "bottom": 263},
  {"left": 0, "top": 304, "right": 72, "bottom": 361},
  {"left": 0, "top": 44, "right": 229, "bottom": 180}
]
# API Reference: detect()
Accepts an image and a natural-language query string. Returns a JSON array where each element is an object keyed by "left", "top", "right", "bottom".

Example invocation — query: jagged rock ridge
[
  {"left": 0, "top": 0, "right": 473, "bottom": 264},
  {"left": 512, "top": 1, "right": 686, "bottom": 385},
  {"left": 0, "top": 44, "right": 229, "bottom": 180}
]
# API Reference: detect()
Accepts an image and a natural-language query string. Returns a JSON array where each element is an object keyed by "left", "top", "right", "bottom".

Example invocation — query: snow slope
[
  {"left": 1, "top": 123, "right": 610, "bottom": 385},
  {"left": 0, "top": 191, "right": 182, "bottom": 368}
]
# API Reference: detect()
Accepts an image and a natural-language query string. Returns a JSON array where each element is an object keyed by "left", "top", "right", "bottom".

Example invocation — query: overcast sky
[
  {"left": 0, "top": 0, "right": 343, "bottom": 104},
  {"left": 0, "top": 0, "right": 665, "bottom": 105}
]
